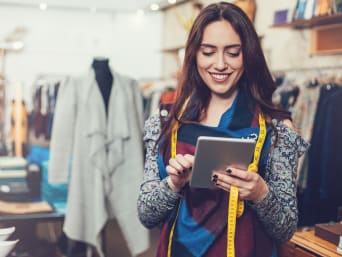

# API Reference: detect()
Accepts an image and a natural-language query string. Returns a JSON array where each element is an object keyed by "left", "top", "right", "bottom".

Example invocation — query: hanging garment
[
  {"left": 291, "top": 83, "right": 321, "bottom": 191},
  {"left": 10, "top": 99, "right": 28, "bottom": 157},
  {"left": 33, "top": 85, "right": 50, "bottom": 139},
  {"left": 300, "top": 85, "right": 342, "bottom": 226},
  {"left": 48, "top": 69, "right": 149, "bottom": 257}
]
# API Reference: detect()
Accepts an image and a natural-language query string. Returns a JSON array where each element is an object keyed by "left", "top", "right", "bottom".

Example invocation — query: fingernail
[
  {"left": 226, "top": 168, "right": 232, "bottom": 174},
  {"left": 211, "top": 174, "right": 218, "bottom": 183}
]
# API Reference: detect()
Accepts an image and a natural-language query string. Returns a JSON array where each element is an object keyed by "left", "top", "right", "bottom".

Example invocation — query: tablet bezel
[{"left": 189, "top": 136, "right": 256, "bottom": 189}]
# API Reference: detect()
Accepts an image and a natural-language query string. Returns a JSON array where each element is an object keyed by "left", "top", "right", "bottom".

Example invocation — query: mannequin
[
  {"left": 49, "top": 58, "right": 149, "bottom": 256},
  {"left": 91, "top": 58, "right": 113, "bottom": 114}
]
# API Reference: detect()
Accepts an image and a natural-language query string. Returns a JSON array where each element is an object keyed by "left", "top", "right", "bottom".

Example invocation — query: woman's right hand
[{"left": 166, "top": 154, "right": 194, "bottom": 192}]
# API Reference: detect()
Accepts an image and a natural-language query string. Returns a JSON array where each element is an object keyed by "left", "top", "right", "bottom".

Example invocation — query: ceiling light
[
  {"left": 12, "top": 41, "right": 24, "bottom": 50},
  {"left": 150, "top": 3, "right": 159, "bottom": 11},
  {"left": 39, "top": 2, "right": 47, "bottom": 10},
  {"left": 168, "top": 0, "right": 177, "bottom": 4}
]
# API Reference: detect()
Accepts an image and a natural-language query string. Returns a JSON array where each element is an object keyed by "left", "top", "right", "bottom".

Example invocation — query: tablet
[{"left": 189, "top": 136, "right": 256, "bottom": 189}]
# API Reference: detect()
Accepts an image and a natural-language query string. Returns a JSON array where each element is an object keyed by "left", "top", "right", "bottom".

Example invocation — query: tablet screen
[{"left": 189, "top": 136, "right": 256, "bottom": 188}]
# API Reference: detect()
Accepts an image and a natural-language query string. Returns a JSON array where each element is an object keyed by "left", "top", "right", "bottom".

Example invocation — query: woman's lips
[{"left": 209, "top": 72, "right": 232, "bottom": 83}]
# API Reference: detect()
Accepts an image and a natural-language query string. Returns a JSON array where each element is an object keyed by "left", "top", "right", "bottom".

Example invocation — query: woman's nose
[{"left": 214, "top": 55, "right": 227, "bottom": 71}]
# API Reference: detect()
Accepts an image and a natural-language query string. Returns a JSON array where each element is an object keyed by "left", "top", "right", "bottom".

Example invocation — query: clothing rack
[
  {"left": 29, "top": 76, "right": 64, "bottom": 146},
  {"left": 271, "top": 65, "right": 342, "bottom": 73},
  {"left": 272, "top": 67, "right": 342, "bottom": 87},
  {"left": 276, "top": 69, "right": 342, "bottom": 226},
  {"left": 34, "top": 74, "right": 67, "bottom": 88}
]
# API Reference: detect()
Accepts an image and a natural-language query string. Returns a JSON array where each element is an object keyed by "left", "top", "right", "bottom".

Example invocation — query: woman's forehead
[{"left": 201, "top": 20, "right": 241, "bottom": 46}]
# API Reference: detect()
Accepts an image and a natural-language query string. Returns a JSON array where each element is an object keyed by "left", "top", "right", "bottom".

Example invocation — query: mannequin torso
[{"left": 92, "top": 58, "right": 113, "bottom": 115}]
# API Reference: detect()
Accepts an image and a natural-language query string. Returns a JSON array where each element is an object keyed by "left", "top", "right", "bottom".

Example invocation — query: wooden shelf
[
  {"left": 272, "top": 13, "right": 342, "bottom": 55},
  {"left": 272, "top": 13, "right": 342, "bottom": 29},
  {"left": 279, "top": 230, "right": 342, "bottom": 257},
  {"left": 292, "top": 230, "right": 342, "bottom": 256},
  {"left": 311, "top": 23, "right": 342, "bottom": 55}
]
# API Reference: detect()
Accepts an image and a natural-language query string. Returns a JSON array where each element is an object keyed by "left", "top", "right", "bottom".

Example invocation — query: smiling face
[{"left": 196, "top": 20, "right": 244, "bottom": 99}]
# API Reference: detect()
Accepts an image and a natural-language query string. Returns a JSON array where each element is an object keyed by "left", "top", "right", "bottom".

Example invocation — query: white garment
[{"left": 49, "top": 69, "right": 149, "bottom": 257}]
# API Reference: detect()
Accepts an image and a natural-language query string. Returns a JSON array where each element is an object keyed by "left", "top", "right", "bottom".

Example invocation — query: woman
[{"left": 137, "top": 2, "right": 308, "bottom": 257}]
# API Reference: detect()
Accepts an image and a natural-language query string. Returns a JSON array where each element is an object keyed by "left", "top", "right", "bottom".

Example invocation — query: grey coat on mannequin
[{"left": 48, "top": 67, "right": 149, "bottom": 257}]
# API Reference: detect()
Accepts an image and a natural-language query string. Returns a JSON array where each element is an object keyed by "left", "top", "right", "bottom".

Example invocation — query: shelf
[
  {"left": 0, "top": 211, "right": 64, "bottom": 223},
  {"left": 271, "top": 12, "right": 342, "bottom": 55},
  {"left": 272, "top": 13, "right": 342, "bottom": 29},
  {"left": 311, "top": 23, "right": 342, "bottom": 55},
  {"left": 291, "top": 230, "right": 342, "bottom": 257}
]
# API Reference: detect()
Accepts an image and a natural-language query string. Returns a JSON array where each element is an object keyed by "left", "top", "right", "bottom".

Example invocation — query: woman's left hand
[{"left": 211, "top": 167, "right": 269, "bottom": 202}]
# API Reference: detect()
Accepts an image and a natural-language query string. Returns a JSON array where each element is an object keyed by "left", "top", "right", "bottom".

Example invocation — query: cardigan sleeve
[
  {"left": 48, "top": 76, "right": 77, "bottom": 184},
  {"left": 248, "top": 120, "right": 309, "bottom": 242},
  {"left": 137, "top": 114, "right": 181, "bottom": 228}
]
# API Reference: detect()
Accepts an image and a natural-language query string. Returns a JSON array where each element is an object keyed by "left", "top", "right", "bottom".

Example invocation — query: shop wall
[
  {"left": 162, "top": 1, "right": 194, "bottom": 78},
  {"left": 0, "top": 6, "right": 162, "bottom": 105},
  {"left": 254, "top": 0, "right": 342, "bottom": 71},
  {"left": 161, "top": 0, "right": 342, "bottom": 77}
]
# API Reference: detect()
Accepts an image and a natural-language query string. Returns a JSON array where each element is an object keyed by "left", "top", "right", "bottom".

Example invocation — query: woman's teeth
[{"left": 211, "top": 73, "right": 229, "bottom": 80}]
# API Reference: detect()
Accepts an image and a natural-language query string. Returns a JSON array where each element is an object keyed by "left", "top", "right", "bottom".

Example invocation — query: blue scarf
[{"left": 156, "top": 92, "right": 273, "bottom": 257}]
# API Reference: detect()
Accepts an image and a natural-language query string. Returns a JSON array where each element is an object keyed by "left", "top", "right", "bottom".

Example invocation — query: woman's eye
[
  {"left": 202, "top": 52, "right": 215, "bottom": 56},
  {"left": 227, "top": 52, "right": 240, "bottom": 57}
]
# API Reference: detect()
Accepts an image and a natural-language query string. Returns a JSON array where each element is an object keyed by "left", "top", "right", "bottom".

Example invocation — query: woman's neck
[{"left": 200, "top": 89, "right": 239, "bottom": 127}]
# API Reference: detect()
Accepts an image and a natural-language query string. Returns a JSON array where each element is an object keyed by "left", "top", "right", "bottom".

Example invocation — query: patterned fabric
[
  {"left": 137, "top": 96, "right": 309, "bottom": 257},
  {"left": 155, "top": 93, "right": 274, "bottom": 257},
  {"left": 291, "top": 84, "right": 321, "bottom": 193}
]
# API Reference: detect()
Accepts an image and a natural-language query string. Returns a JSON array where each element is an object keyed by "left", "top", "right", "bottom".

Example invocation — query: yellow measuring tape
[
  {"left": 168, "top": 97, "right": 190, "bottom": 257},
  {"left": 226, "top": 113, "right": 266, "bottom": 257},
  {"left": 167, "top": 96, "right": 266, "bottom": 257},
  {"left": 170, "top": 97, "right": 191, "bottom": 159}
]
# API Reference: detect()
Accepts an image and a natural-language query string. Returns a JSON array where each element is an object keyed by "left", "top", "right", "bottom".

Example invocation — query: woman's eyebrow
[
  {"left": 224, "top": 44, "right": 241, "bottom": 50},
  {"left": 199, "top": 43, "right": 241, "bottom": 50}
]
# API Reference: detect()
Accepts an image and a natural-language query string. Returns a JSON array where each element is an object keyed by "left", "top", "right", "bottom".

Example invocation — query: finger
[
  {"left": 184, "top": 154, "right": 195, "bottom": 165},
  {"left": 174, "top": 155, "right": 193, "bottom": 175},
  {"left": 225, "top": 167, "right": 252, "bottom": 181},
  {"left": 215, "top": 182, "right": 230, "bottom": 191},
  {"left": 166, "top": 165, "right": 182, "bottom": 176},
  {"left": 214, "top": 173, "right": 260, "bottom": 200},
  {"left": 169, "top": 158, "right": 183, "bottom": 171},
  {"left": 213, "top": 172, "right": 248, "bottom": 189},
  {"left": 175, "top": 154, "right": 192, "bottom": 170},
  {"left": 213, "top": 179, "right": 231, "bottom": 192},
  {"left": 211, "top": 174, "right": 249, "bottom": 200}
]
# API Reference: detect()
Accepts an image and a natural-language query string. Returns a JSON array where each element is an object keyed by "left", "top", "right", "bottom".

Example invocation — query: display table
[
  {"left": 279, "top": 230, "right": 342, "bottom": 257},
  {"left": 0, "top": 210, "right": 65, "bottom": 257},
  {"left": 0, "top": 211, "right": 64, "bottom": 223}
]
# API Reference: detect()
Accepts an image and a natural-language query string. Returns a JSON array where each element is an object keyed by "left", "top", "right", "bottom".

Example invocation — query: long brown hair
[{"left": 158, "top": 2, "right": 290, "bottom": 156}]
